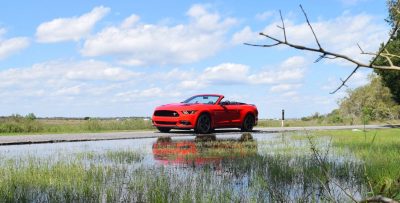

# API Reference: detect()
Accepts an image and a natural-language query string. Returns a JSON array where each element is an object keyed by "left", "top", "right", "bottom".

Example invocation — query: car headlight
[{"left": 182, "top": 110, "right": 197, "bottom": 115}]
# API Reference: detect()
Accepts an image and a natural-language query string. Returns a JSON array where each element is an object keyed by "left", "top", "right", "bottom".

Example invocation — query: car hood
[{"left": 155, "top": 103, "right": 204, "bottom": 111}]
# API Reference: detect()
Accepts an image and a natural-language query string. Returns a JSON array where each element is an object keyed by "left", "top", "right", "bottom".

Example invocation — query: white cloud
[
  {"left": 179, "top": 63, "right": 249, "bottom": 89},
  {"left": 0, "top": 60, "right": 141, "bottom": 98},
  {"left": 255, "top": 11, "right": 274, "bottom": 21},
  {"left": 120, "top": 14, "right": 140, "bottom": 29},
  {"left": 36, "top": 6, "right": 110, "bottom": 43},
  {"left": 0, "top": 30, "right": 29, "bottom": 60},
  {"left": 81, "top": 4, "right": 237, "bottom": 66},
  {"left": 237, "top": 12, "right": 388, "bottom": 66},
  {"left": 269, "top": 83, "right": 302, "bottom": 93},
  {"left": 114, "top": 87, "right": 181, "bottom": 102},
  {"left": 54, "top": 85, "right": 81, "bottom": 96},
  {"left": 232, "top": 26, "right": 261, "bottom": 45},
  {"left": 249, "top": 56, "right": 307, "bottom": 84},
  {"left": 202, "top": 63, "right": 249, "bottom": 84},
  {"left": 322, "top": 69, "right": 371, "bottom": 91},
  {"left": 282, "top": 91, "right": 299, "bottom": 98},
  {"left": 178, "top": 56, "right": 307, "bottom": 90},
  {"left": 340, "top": 0, "right": 368, "bottom": 6}
]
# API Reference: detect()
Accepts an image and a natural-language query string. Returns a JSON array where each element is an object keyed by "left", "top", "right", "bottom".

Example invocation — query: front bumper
[{"left": 152, "top": 114, "right": 197, "bottom": 129}]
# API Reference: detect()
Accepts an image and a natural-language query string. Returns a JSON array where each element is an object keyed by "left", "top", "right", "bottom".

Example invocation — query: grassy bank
[
  {"left": 0, "top": 117, "right": 155, "bottom": 135},
  {"left": 310, "top": 129, "right": 400, "bottom": 199},
  {"left": 257, "top": 118, "right": 400, "bottom": 127}
]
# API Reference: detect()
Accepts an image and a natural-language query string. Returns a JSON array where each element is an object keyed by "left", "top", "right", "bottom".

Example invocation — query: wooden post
[{"left": 281, "top": 109, "right": 285, "bottom": 127}]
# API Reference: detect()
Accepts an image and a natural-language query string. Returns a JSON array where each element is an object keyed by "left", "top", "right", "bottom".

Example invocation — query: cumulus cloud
[
  {"left": 0, "top": 60, "right": 141, "bottom": 98},
  {"left": 81, "top": 4, "right": 237, "bottom": 66},
  {"left": 255, "top": 11, "right": 274, "bottom": 21},
  {"left": 340, "top": 0, "right": 368, "bottom": 6},
  {"left": 36, "top": 6, "right": 110, "bottom": 43},
  {"left": 0, "top": 29, "right": 29, "bottom": 60},
  {"left": 179, "top": 56, "right": 307, "bottom": 90},
  {"left": 114, "top": 87, "right": 182, "bottom": 102},
  {"left": 249, "top": 56, "right": 307, "bottom": 84},
  {"left": 179, "top": 63, "right": 249, "bottom": 89},
  {"left": 268, "top": 13, "right": 387, "bottom": 62},
  {"left": 269, "top": 83, "right": 302, "bottom": 93},
  {"left": 232, "top": 26, "right": 261, "bottom": 45},
  {"left": 234, "top": 12, "right": 388, "bottom": 65}
]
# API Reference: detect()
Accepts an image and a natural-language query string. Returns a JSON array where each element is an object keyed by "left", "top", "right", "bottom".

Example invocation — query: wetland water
[{"left": 0, "top": 133, "right": 367, "bottom": 202}]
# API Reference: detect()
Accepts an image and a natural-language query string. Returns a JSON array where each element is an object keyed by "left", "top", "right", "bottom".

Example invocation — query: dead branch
[
  {"left": 245, "top": 4, "right": 400, "bottom": 93},
  {"left": 359, "top": 195, "right": 399, "bottom": 203}
]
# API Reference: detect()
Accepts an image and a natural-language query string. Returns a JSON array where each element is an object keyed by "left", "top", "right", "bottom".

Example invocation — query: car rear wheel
[
  {"left": 195, "top": 114, "right": 211, "bottom": 134},
  {"left": 241, "top": 114, "right": 255, "bottom": 132},
  {"left": 157, "top": 127, "right": 171, "bottom": 133}
]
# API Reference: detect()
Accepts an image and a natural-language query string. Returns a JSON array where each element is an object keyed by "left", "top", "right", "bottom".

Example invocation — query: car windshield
[{"left": 182, "top": 95, "right": 220, "bottom": 104}]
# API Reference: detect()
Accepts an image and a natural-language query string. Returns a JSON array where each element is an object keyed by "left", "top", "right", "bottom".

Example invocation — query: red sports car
[{"left": 152, "top": 94, "right": 258, "bottom": 133}]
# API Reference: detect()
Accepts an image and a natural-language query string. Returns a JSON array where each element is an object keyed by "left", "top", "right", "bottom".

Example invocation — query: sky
[{"left": 0, "top": 0, "right": 391, "bottom": 118}]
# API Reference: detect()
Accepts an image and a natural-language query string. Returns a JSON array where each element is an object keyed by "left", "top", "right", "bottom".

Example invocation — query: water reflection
[
  {"left": 0, "top": 132, "right": 370, "bottom": 202},
  {"left": 152, "top": 133, "right": 257, "bottom": 167}
]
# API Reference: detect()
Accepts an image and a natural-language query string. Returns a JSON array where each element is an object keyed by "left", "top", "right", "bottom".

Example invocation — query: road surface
[{"left": 0, "top": 124, "right": 396, "bottom": 146}]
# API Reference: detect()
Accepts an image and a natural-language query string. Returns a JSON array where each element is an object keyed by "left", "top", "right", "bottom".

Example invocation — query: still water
[{"left": 0, "top": 132, "right": 367, "bottom": 202}]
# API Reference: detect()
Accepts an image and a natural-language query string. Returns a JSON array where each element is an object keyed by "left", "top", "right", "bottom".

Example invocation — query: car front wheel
[
  {"left": 195, "top": 114, "right": 211, "bottom": 134},
  {"left": 241, "top": 114, "right": 255, "bottom": 132},
  {"left": 157, "top": 127, "right": 171, "bottom": 133}
]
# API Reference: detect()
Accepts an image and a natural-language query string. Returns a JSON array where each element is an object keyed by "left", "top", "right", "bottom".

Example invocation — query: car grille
[
  {"left": 154, "top": 110, "right": 179, "bottom": 117},
  {"left": 155, "top": 121, "right": 177, "bottom": 125}
]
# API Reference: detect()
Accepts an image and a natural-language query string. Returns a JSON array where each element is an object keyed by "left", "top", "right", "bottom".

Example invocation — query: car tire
[
  {"left": 241, "top": 114, "right": 255, "bottom": 132},
  {"left": 157, "top": 127, "right": 171, "bottom": 133},
  {"left": 195, "top": 114, "right": 212, "bottom": 134}
]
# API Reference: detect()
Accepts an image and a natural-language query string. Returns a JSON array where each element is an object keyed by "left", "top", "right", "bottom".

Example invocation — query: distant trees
[{"left": 338, "top": 75, "right": 400, "bottom": 123}]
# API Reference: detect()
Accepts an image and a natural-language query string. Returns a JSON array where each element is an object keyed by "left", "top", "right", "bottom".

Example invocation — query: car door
[
  {"left": 211, "top": 105, "right": 232, "bottom": 126},
  {"left": 223, "top": 105, "right": 241, "bottom": 125}
]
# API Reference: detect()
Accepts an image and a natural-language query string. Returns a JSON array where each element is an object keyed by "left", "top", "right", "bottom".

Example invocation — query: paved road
[{"left": 0, "top": 124, "right": 396, "bottom": 146}]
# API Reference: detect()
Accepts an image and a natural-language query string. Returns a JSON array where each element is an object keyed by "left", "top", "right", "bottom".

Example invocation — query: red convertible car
[{"left": 152, "top": 94, "right": 258, "bottom": 133}]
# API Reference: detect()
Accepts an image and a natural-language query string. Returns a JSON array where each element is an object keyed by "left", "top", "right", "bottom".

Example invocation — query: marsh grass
[
  {"left": 257, "top": 118, "right": 400, "bottom": 127},
  {"left": 307, "top": 129, "right": 400, "bottom": 199},
  {"left": 0, "top": 136, "right": 370, "bottom": 202},
  {"left": 0, "top": 118, "right": 155, "bottom": 135}
]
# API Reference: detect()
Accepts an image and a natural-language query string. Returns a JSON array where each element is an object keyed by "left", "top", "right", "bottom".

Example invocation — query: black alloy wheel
[
  {"left": 241, "top": 114, "right": 255, "bottom": 132},
  {"left": 157, "top": 127, "right": 171, "bottom": 133},
  {"left": 195, "top": 114, "right": 211, "bottom": 134}
]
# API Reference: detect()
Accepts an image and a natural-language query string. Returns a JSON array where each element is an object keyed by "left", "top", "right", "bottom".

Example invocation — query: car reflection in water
[{"left": 152, "top": 133, "right": 257, "bottom": 168}]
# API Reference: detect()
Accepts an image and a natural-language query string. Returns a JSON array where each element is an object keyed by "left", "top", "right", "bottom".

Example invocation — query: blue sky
[{"left": 0, "top": 0, "right": 390, "bottom": 118}]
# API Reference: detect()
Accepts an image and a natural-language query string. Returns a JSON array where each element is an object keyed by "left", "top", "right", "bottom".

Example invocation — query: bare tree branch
[
  {"left": 279, "top": 10, "right": 287, "bottom": 43},
  {"left": 359, "top": 195, "right": 399, "bottom": 203},
  {"left": 245, "top": 4, "right": 400, "bottom": 93},
  {"left": 300, "top": 4, "right": 323, "bottom": 50},
  {"left": 330, "top": 66, "right": 359, "bottom": 94}
]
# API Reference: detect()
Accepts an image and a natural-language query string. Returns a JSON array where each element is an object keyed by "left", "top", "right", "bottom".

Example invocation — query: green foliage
[
  {"left": 338, "top": 74, "right": 400, "bottom": 122},
  {"left": 374, "top": 0, "right": 400, "bottom": 103},
  {"left": 0, "top": 114, "right": 43, "bottom": 133},
  {"left": 25, "top": 113, "right": 36, "bottom": 121},
  {"left": 374, "top": 40, "right": 400, "bottom": 103},
  {"left": 326, "top": 109, "right": 344, "bottom": 124},
  {"left": 0, "top": 115, "right": 155, "bottom": 134}
]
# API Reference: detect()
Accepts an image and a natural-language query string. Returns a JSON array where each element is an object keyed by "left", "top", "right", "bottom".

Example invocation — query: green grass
[
  {"left": 1, "top": 114, "right": 399, "bottom": 135},
  {"left": 0, "top": 137, "right": 369, "bottom": 202},
  {"left": 0, "top": 118, "right": 155, "bottom": 135},
  {"left": 257, "top": 118, "right": 400, "bottom": 127},
  {"left": 310, "top": 129, "right": 400, "bottom": 198},
  {"left": 1, "top": 127, "right": 400, "bottom": 201}
]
